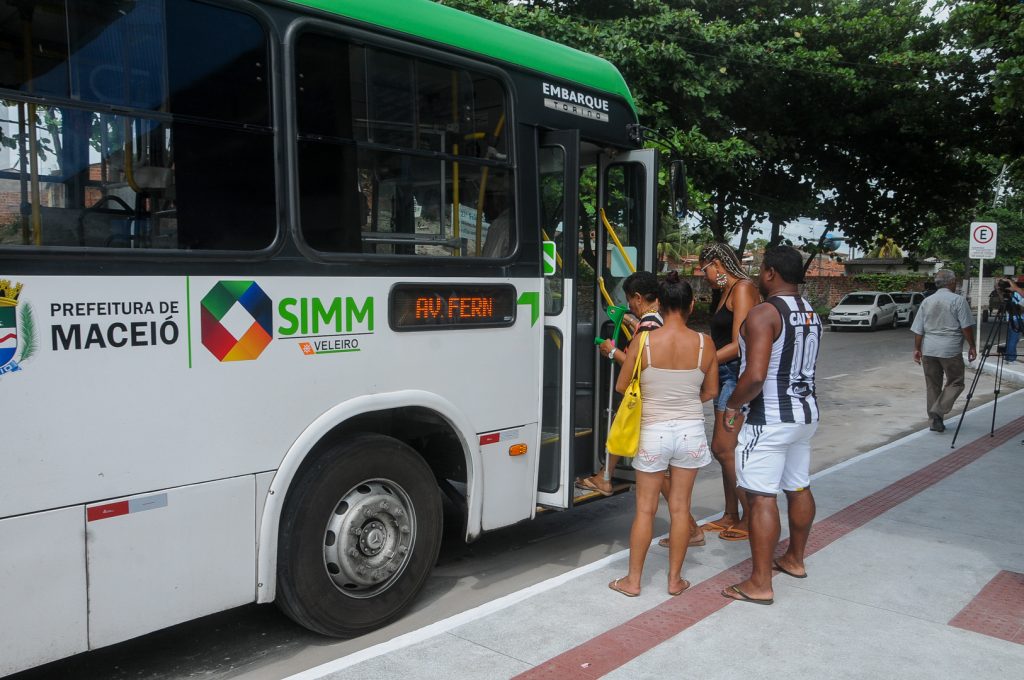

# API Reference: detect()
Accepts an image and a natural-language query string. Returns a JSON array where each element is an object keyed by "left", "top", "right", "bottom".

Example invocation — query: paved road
[{"left": 11, "top": 324, "right": 1014, "bottom": 680}]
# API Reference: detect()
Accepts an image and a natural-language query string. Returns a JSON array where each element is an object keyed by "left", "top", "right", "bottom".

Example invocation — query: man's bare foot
[
  {"left": 722, "top": 579, "right": 773, "bottom": 604},
  {"left": 772, "top": 555, "right": 807, "bottom": 578}
]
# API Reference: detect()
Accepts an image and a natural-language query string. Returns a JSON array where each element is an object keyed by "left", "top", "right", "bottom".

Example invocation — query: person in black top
[
  {"left": 579, "top": 271, "right": 662, "bottom": 498},
  {"left": 696, "top": 243, "right": 760, "bottom": 542}
]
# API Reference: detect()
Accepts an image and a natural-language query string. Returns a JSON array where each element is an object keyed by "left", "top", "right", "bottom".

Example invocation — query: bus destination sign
[{"left": 389, "top": 284, "right": 516, "bottom": 331}]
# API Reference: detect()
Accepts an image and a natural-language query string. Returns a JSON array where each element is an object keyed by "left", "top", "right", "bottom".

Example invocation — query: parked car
[
  {"left": 828, "top": 291, "right": 899, "bottom": 331},
  {"left": 890, "top": 292, "right": 924, "bottom": 325}
]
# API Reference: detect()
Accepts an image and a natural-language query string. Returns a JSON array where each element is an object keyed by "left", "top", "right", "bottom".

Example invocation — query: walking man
[
  {"left": 911, "top": 270, "right": 976, "bottom": 432},
  {"left": 721, "top": 246, "right": 821, "bottom": 605}
]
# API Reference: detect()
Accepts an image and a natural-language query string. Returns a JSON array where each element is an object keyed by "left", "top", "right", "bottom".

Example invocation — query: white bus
[{"left": 0, "top": 0, "right": 661, "bottom": 673}]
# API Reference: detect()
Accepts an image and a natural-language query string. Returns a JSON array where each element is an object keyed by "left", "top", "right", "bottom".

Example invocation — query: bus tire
[{"left": 276, "top": 433, "right": 443, "bottom": 637}]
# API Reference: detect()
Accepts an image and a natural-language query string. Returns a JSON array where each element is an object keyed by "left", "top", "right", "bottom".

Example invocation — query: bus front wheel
[{"left": 276, "top": 434, "right": 443, "bottom": 637}]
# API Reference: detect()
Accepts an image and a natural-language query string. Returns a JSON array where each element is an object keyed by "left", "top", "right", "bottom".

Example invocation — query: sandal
[
  {"left": 574, "top": 476, "right": 613, "bottom": 497},
  {"left": 608, "top": 578, "right": 640, "bottom": 597},
  {"left": 668, "top": 579, "right": 691, "bottom": 596},
  {"left": 719, "top": 527, "right": 750, "bottom": 541},
  {"left": 722, "top": 584, "right": 773, "bottom": 605},
  {"left": 699, "top": 518, "right": 735, "bottom": 533},
  {"left": 658, "top": 535, "right": 705, "bottom": 548}
]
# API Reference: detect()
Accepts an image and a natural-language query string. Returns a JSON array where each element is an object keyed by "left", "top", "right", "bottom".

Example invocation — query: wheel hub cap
[{"left": 322, "top": 480, "right": 416, "bottom": 598}]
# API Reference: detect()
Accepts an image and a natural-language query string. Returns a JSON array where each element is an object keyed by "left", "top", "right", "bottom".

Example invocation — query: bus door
[
  {"left": 588, "top": 149, "right": 658, "bottom": 483},
  {"left": 536, "top": 130, "right": 581, "bottom": 509}
]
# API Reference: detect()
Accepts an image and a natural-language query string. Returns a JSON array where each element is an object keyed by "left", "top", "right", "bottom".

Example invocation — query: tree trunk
[{"left": 713, "top": 190, "right": 727, "bottom": 242}]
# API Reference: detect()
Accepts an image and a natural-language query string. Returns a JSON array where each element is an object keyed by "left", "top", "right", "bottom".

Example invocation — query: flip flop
[
  {"left": 608, "top": 578, "right": 639, "bottom": 598},
  {"left": 722, "top": 585, "right": 773, "bottom": 605},
  {"left": 773, "top": 560, "right": 808, "bottom": 579},
  {"left": 668, "top": 579, "right": 691, "bottom": 596},
  {"left": 657, "top": 535, "right": 705, "bottom": 548},
  {"left": 719, "top": 527, "right": 750, "bottom": 542},
  {"left": 575, "top": 477, "right": 613, "bottom": 497},
  {"left": 699, "top": 518, "right": 734, "bottom": 532}
]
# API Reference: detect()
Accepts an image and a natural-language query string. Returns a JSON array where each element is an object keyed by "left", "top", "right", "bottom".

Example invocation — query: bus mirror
[{"left": 669, "top": 159, "right": 687, "bottom": 218}]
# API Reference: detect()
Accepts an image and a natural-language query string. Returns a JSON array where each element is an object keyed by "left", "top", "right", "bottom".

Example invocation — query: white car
[
  {"left": 890, "top": 292, "right": 924, "bottom": 326},
  {"left": 828, "top": 291, "right": 899, "bottom": 331}
]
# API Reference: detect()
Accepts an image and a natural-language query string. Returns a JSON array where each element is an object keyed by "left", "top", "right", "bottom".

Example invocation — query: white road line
[
  {"left": 864, "top": 366, "right": 885, "bottom": 372},
  {"left": 283, "top": 389, "right": 1024, "bottom": 680},
  {"left": 822, "top": 373, "right": 848, "bottom": 380}
]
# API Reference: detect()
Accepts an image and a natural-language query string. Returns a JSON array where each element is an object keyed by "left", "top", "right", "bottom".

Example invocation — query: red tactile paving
[
  {"left": 513, "top": 415, "right": 1024, "bottom": 679},
  {"left": 949, "top": 571, "right": 1024, "bottom": 644}
]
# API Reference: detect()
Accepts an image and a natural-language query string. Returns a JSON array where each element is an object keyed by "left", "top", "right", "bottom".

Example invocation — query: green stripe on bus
[{"left": 289, "top": 0, "right": 636, "bottom": 112}]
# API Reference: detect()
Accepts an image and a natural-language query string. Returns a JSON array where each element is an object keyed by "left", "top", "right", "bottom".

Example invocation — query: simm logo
[{"left": 201, "top": 281, "right": 273, "bottom": 361}]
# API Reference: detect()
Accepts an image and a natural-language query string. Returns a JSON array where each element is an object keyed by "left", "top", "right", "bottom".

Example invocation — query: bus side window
[
  {"left": 0, "top": 0, "right": 276, "bottom": 252},
  {"left": 294, "top": 32, "right": 513, "bottom": 258}
]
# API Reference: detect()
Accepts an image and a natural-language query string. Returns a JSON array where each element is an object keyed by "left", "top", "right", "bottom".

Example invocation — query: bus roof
[{"left": 288, "top": 0, "right": 637, "bottom": 114}]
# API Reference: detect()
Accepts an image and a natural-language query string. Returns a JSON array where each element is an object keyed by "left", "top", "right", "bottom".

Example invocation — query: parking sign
[{"left": 969, "top": 222, "right": 997, "bottom": 259}]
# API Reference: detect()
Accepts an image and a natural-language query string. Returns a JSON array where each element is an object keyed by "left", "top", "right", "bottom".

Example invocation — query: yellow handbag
[{"left": 605, "top": 331, "right": 647, "bottom": 458}]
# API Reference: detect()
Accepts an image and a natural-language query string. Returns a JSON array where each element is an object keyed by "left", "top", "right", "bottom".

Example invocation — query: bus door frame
[
  {"left": 590, "top": 147, "right": 658, "bottom": 474},
  {"left": 536, "top": 129, "right": 580, "bottom": 509}
]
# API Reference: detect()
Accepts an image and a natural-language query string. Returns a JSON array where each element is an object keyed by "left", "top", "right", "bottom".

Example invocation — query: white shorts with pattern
[
  {"left": 735, "top": 421, "right": 818, "bottom": 496},
  {"left": 632, "top": 419, "right": 712, "bottom": 473}
]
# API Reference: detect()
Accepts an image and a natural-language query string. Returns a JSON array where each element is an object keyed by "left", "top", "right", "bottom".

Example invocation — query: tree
[{"left": 443, "top": 1, "right": 1005, "bottom": 255}]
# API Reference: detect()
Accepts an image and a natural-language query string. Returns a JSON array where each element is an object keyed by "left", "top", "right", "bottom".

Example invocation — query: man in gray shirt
[{"left": 911, "top": 270, "right": 977, "bottom": 432}]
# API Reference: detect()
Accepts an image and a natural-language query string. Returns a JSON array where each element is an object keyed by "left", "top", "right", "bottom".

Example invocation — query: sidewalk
[{"left": 287, "top": 391, "right": 1024, "bottom": 680}]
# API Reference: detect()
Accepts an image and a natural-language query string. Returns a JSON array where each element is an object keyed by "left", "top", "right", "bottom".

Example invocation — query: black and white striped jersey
[{"left": 738, "top": 295, "right": 821, "bottom": 425}]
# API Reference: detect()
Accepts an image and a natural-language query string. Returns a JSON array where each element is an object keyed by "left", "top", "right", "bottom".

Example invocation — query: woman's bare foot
[
  {"left": 668, "top": 577, "right": 691, "bottom": 596},
  {"left": 609, "top": 577, "right": 641, "bottom": 597}
]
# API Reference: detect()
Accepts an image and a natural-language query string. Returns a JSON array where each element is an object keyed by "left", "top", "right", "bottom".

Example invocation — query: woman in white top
[{"left": 609, "top": 272, "right": 718, "bottom": 597}]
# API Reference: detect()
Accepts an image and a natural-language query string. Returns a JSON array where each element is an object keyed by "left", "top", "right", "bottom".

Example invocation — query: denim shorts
[{"left": 715, "top": 360, "right": 740, "bottom": 412}]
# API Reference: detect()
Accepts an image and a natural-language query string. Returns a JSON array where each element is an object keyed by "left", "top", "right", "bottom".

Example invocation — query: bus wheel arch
[
  {"left": 275, "top": 433, "right": 443, "bottom": 636},
  {"left": 255, "top": 392, "right": 481, "bottom": 609}
]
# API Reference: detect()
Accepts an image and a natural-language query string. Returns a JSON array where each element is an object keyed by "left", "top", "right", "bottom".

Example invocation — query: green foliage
[
  {"left": 851, "top": 273, "right": 928, "bottom": 292},
  {"left": 445, "top": 0, "right": 1019, "bottom": 257}
]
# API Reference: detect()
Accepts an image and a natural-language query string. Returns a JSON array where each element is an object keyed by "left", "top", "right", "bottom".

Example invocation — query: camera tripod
[{"left": 951, "top": 297, "right": 1021, "bottom": 447}]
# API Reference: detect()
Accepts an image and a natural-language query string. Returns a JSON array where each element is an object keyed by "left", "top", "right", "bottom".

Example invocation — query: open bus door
[
  {"left": 536, "top": 129, "right": 581, "bottom": 509},
  {"left": 536, "top": 138, "right": 657, "bottom": 509},
  {"left": 589, "top": 148, "right": 658, "bottom": 490}
]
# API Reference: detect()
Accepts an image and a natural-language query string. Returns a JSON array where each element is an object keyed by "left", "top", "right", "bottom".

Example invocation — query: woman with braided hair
[{"left": 696, "top": 242, "right": 760, "bottom": 542}]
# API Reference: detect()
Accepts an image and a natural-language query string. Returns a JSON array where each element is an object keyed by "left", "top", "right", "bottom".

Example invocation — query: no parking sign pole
[{"left": 969, "top": 222, "right": 997, "bottom": 330}]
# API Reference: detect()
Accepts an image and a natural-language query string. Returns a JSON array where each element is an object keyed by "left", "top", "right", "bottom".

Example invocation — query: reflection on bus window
[
  {"left": 0, "top": 0, "right": 275, "bottom": 251},
  {"left": 295, "top": 31, "right": 513, "bottom": 258},
  {"left": 540, "top": 146, "right": 565, "bottom": 315},
  {"left": 602, "top": 162, "right": 645, "bottom": 305}
]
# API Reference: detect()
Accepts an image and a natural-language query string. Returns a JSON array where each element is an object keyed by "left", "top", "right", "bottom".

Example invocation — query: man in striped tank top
[{"left": 721, "top": 246, "right": 821, "bottom": 605}]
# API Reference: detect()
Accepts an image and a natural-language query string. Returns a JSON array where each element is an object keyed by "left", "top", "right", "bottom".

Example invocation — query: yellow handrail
[
  {"left": 599, "top": 208, "right": 636, "bottom": 274},
  {"left": 597, "top": 208, "right": 636, "bottom": 339}
]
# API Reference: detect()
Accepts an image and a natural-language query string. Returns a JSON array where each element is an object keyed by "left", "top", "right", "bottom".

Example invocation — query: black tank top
[{"left": 710, "top": 283, "right": 740, "bottom": 350}]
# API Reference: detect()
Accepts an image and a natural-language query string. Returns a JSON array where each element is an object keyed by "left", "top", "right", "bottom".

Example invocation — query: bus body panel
[
  {"left": 1, "top": 275, "right": 542, "bottom": 519},
  {"left": 85, "top": 476, "right": 257, "bottom": 649},
  {"left": 0, "top": 507, "right": 89, "bottom": 676},
  {"left": 478, "top": 423, "right": 539, "bottom": 531}
]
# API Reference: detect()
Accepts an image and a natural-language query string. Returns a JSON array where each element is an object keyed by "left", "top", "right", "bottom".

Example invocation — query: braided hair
[{"left": 699, "top": 243, "right": 750, "bottom": 281}]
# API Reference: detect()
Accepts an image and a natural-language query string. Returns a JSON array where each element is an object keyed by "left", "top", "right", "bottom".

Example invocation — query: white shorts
[
  {"left": 735, "top": 421, "right": 818, "bottom": 496},
  {"left": 633, "top": 419, "right": 712, "bottom": 473}
]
